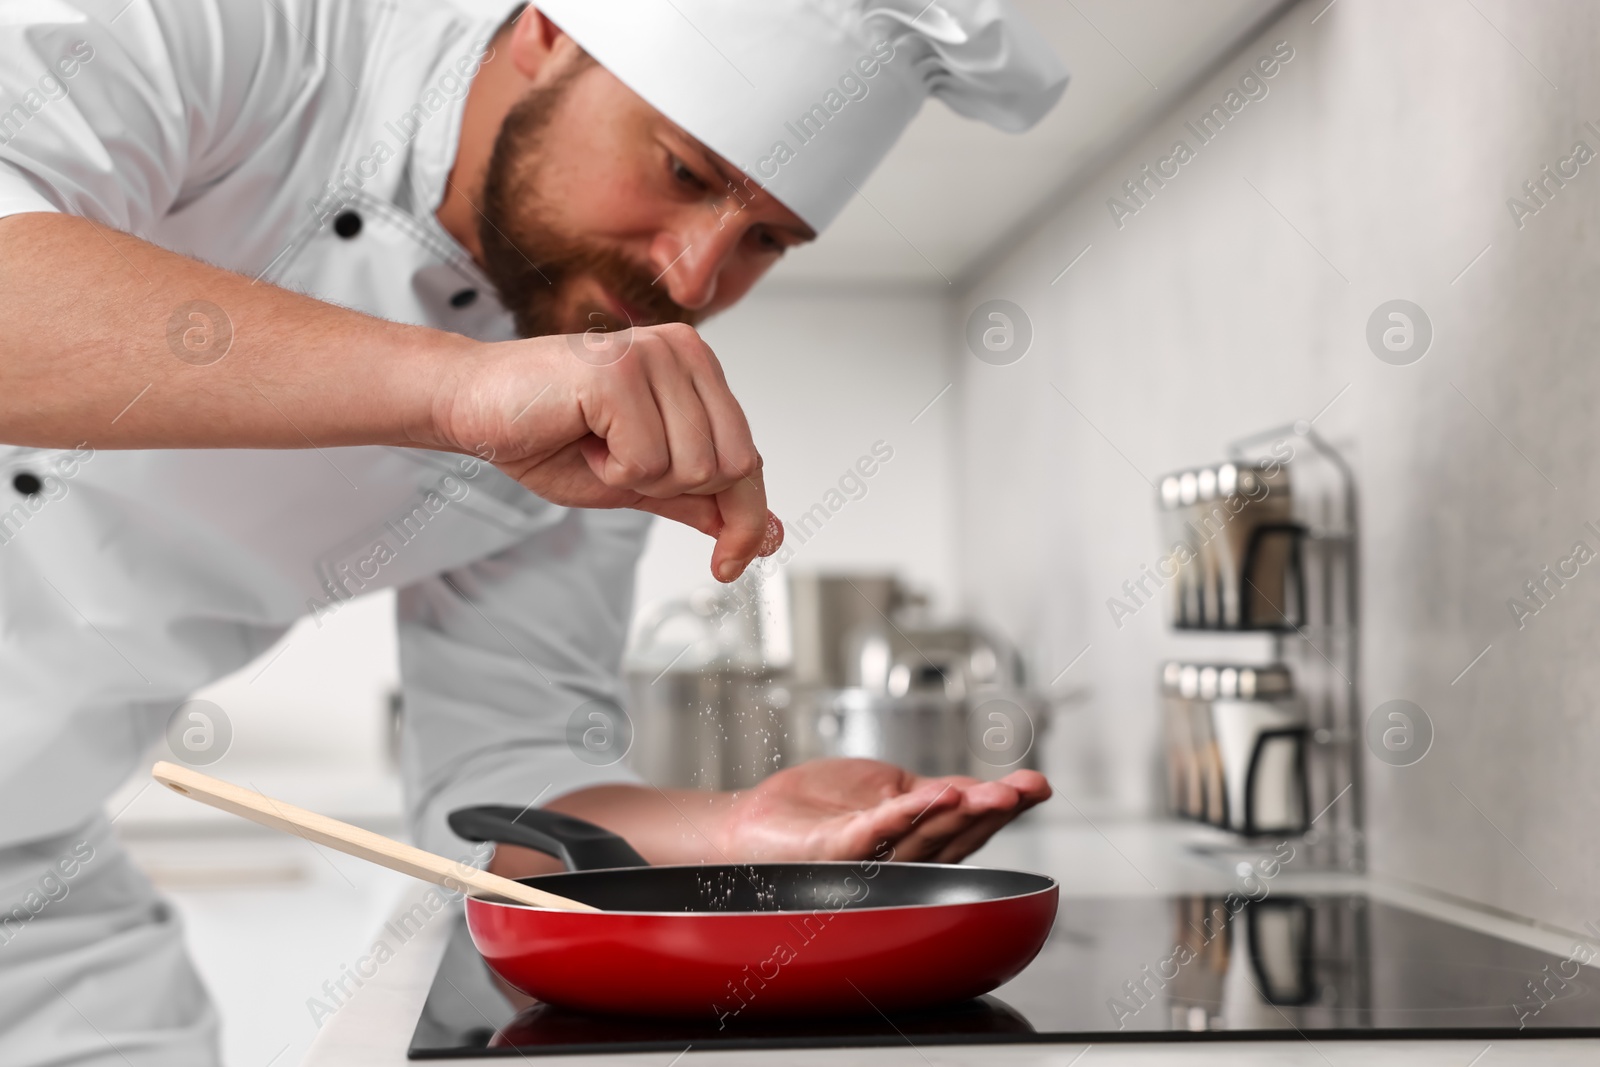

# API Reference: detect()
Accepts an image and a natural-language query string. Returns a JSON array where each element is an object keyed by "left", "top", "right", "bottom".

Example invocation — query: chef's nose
[{"left": 650, "top": 212, "right": 743, "bottom": 311}]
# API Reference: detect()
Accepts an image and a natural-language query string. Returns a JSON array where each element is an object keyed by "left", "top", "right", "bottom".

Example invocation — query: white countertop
[{"left": 302, "top": 809, "right": 1600, "bottom": 1066}]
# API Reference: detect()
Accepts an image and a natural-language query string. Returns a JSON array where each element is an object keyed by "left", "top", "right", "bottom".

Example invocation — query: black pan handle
[{"left": 447, "top": 805, "right": 649, "bottom": 871}]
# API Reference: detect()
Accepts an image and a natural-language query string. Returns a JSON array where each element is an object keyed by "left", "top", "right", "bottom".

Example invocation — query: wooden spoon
[{"left": 151, "top": 760, "right": 597, "bottom": 912}]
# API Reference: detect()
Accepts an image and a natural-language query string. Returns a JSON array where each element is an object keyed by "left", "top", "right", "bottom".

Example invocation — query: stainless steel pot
[
  {"left": 622, "top": 577, "right": 791, "bottom": 791},
  {"left": 783, "top": 686, "right": 1046, "bottom": 781},
  {"left": 787, "top": 572, "right": 907, "bottom": 687},
  {"left": 843, "top": 622, "right": 1024, "bottom": 699},
  {"left": 624, "top": 668, "right": 788, "bottom": 790},
  {"left": 624, "top": 571, "right": 1047, "bottom": 788}
]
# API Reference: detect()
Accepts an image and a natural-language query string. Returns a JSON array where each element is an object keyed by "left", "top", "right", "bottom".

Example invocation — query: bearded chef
[{"left": 0, "top": 0, "right": 1065, "bottom": 1061}]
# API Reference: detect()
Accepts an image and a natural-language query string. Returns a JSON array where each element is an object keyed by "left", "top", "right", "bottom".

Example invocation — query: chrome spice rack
[{"left": 1157, "top": 424, "right": 1364, "bottom": 872}]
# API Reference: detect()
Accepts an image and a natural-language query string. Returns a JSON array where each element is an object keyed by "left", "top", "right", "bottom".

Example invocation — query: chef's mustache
[
  {"left": 492, "top": 238, "right": 697, "bottom": 339},
  {"left": 560, "top": 242, "right": 698, "bottom": 332}
]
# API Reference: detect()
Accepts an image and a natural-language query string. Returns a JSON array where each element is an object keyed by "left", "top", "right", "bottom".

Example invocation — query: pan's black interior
[
  {"left": 448, "top": 803, "right": 1054, "bottom": 912},
  {"left": 511, "top": 862, "right": 1054, "bottom": 913}
]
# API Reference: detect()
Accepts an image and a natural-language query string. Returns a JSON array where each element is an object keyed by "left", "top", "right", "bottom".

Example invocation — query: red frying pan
[
  {"left": 447, "top": 805, "right": 1058, "bottom": 1019},
  {"left": 148, "top": 762, "right": 1056, "bottom": 1022}
]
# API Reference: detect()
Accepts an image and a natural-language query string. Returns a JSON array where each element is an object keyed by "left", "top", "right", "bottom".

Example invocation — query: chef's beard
[{"left": 477, "top": 65, "right": 697, "bottom": 339}]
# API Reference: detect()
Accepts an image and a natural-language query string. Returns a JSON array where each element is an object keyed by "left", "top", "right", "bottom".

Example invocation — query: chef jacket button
[
  {"left": 12, "top": 472, "right": 42, "bottom": 496},
  {"left": 449, "top": 288, "right": 478, "bottom": 309},
  {"left": 333, "top": 211, "right": 363, "bottom": 239}
]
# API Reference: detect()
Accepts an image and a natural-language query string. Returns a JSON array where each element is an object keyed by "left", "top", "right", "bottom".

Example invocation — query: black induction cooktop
[{"left": 408, "top": 893, "right": 1600, "bottom": 1057}]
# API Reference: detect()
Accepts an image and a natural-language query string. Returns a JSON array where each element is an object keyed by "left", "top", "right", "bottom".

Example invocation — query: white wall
[{"left": 952, "top": 0, "right": 1600, "bottom": 929}]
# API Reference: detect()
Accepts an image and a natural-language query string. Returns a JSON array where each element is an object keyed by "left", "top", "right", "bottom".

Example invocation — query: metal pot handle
[{"left": 447, "top": 806, "right": 649, "bottom": 871}]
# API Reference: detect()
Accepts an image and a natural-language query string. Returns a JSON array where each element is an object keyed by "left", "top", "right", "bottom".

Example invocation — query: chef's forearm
[
  {"left": 0, "top": 212, "right": 471, "bottom": 451},
  {"left": 486, "top": 785, "right": 737, "bottom": 877}
]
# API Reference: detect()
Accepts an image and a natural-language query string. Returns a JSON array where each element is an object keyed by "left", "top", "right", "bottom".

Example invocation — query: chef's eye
[
  {"left": 670, "top": 156, "right": 708, "bottom": 192},
  {"left": 750, "top": 226, "right": 785, "bottom": 253}
]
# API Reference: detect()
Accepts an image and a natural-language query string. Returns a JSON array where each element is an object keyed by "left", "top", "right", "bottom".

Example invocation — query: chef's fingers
[
  {"left": 581, "top": 364, "right": 671, "bottom": 491},
  {"left": 689, "top": 348, "right": 763, "bottom": 491},
  {"left": 633, "top": 493, "right": 724, "bottom": 538},
  {"left": 885, "top": 780, "right": 1001, "bottom": 861},
  {"left": 660, "top": 328, "right": 774, "bottom": 578},
  {"left": 850, "top": 778, "right": 979, "bottom": 861},
  {"left": 629, "top": 491, "right": 781, "bottom": 579},
  {"left": 709, "top": 473, "right": 772, "bottom": 583},
  {"left": 637, "top": 366, "right": 721, "bottom": 498},
  {"left": 959, "top": 778, "right": 1028, "bottom": 813},
  {"left": 629, "top": 321, "right": 758, "bottom": 499},
  {"left": 904, "top": 769, "right": 1048, "bottom": 802},
  {"left": 830, "top": 780, "right": 962, "bottom": 859},
  {"left": 931, "top": 809, "right": 1018, "bottom": 864},
  {"left": 928, "top": 773, "right": 1052, "bottom": 863},
  {"left": 881, "top": 776, "right": 1034, "bottom": 860},
  {"left": 997, "top": 769, "right": 1052, "bottom": 805}
]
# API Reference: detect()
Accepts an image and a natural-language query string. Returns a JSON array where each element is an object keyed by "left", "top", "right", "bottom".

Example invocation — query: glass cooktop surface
[{"left": 408, "top": 893, "right": 1600, "bottom": 1058}]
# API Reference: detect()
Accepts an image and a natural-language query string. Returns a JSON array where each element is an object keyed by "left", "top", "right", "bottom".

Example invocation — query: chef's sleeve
[
  {"left": 396, "top": 509, "right": 653, "bottom": 863},
  {"left": 0, "top": 0, "right": 297, "bottom": 227}
]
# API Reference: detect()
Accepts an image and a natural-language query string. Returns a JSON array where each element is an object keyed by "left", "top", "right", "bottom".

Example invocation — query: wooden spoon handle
[{"left": 151, "top": 761, "right": 596, "bottom": 913}]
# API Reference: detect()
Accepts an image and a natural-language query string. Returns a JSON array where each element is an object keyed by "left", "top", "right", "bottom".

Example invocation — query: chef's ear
[{"left": 504, "top": 8, "right": 578, "bottom": 82}]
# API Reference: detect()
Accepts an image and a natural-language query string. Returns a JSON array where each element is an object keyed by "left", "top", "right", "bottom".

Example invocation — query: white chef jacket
[{"left": 0, "top": 0, "right": 649, "bottom": 860}]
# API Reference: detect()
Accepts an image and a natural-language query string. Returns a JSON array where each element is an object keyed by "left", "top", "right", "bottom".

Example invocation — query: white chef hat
[{"left": 532, "top": 0, "right": 1068, "bottom": 231}]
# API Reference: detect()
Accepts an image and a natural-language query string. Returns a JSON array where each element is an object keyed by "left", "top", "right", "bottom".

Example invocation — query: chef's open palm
[
  {"left": 438, "top": 323, "right": 777, "bottom": 581},
  {"left": 719, "top": 758, "right": 1051, "bottom": 865}
]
